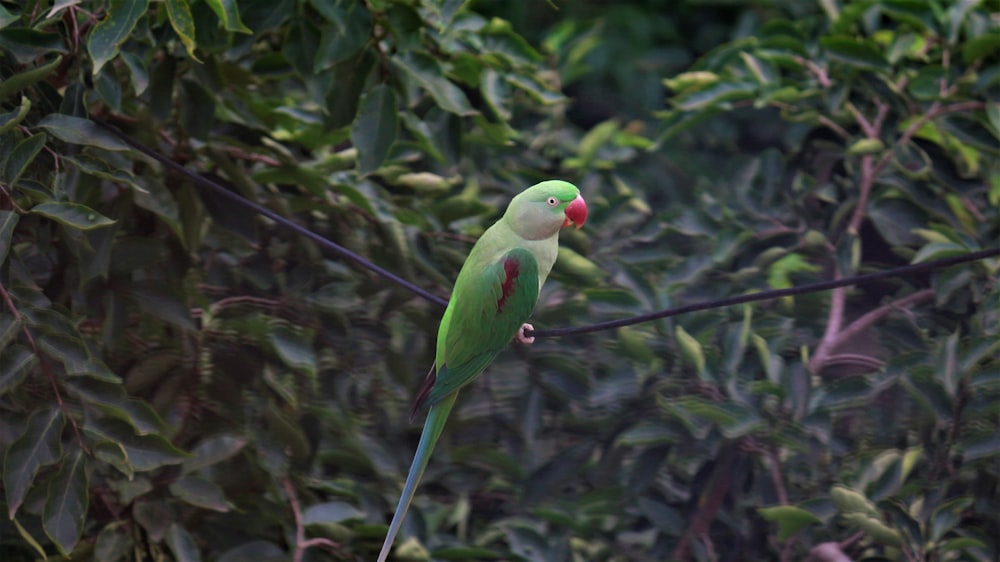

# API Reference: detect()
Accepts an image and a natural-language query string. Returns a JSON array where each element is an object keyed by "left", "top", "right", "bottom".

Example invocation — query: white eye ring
[{"left": 546, "top": 197, "right": 559, "bottom": 206}]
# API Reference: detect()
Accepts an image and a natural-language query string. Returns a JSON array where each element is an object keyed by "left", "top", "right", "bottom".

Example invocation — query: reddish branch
[
  {"left": 0, "top": 281, "right": 89, "bottom": 454},
  {"left": 283, "top": 477, "right": 340, "bottom": 562},
  {"left": 672, "top": 446, "right": 737, "bottom": 561}
]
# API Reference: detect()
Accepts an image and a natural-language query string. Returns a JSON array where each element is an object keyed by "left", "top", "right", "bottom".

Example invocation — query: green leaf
[
  {"left": 0, "top": 56, "right": 62, "bottom": 102},
  {"left": 182, "top": 434, "right": 249, "bottom": 473},
  {"left": 30, "top": 202, "right": 116, "bottom": 230},
  {"left": 2, "top": 132, "right": 47, "bottom": 186},
  {"left": 169, "top": 475, "right": 231, "bottom": 512},
  {"left": 0, "top": 3, "right": 16, "bottom": 29},
  {"left": 351, "top": 84, "right": 399, "bottom": 174},
  {"left": 962, "top": 31, "right": 1000, "bottom": 64},
  {"left": 846, "top": 138, "right": 885, "bottom": 155},
  {"left": 843, "top": 513, "right": 902, "bottom": 547},
  {"left": 0, "top": 210, "right": 18, "bottom": 264},
  {"left": 758, "top": 505, "right": 823, "bottom": 541},
  {"left": 674, "top": 325, "right": 706, "bottom": 374},
  {"left": 85, "top": 418, "right": 189, "bottom": 472},
  {"left": 0, "top": 28, "right": 67, "bottom": 63},
  {"left": 0, "top": 313, "right": 19, "bottom": 352},
  {"left": 481, "top": 68, "right": 512, "bottom": 120},
  {"left": 0, "top": 345, "right": 36, "bottom": 397},
  {"left": 165, "top": 523, "right": 202, "bottom": 562},
  {"left": 47, "top": 0, "right": 84, "bottom": 19},
  {"left": 4, "top": 407, "right": 64, "bottom": 518},
  {"left": 912, "top": 242, "right": 970, "bottom": 263},
  {"left": 128, "top": 281, "right": 195, "bottom": 331},
  {"left": 36, "top": 114, "right": 131, "bottom": 151},
  {"left": 204, "top": 0, "right": 251, "bottom": 33},
  {"left": 165, "top": 0, "right": 200, "bottom": 61},
  {"left": 87, "top": 0, "right": 149, "bottom": 74},
  {"left": 67, "top": 378, "right": 167, "bottom": 435},
  {"left": 505, "top": 73, "right": 565, "bottom": 105},
  {"left": 829, "top": 484, "right": 878, "bottom": 516},
  {"left": 820, "top": 36, "right": 890, "bottom": 72},
  {"left": 0, "top": 96, "right": 31, "bottom": 135},
  {"left": 13, "top": 518, "right": 48, "bottom": 561},
  {"left": 43, "top": 449, "right": 88, "bottom": 556},
  {"left": 394, "top": 53, "right": 476, "bottom": 116},
  {"left": 302, "top": 501, "right": 364, "bottom": 524},
  {"left": 268, "top": 322, "right": 317, "bottom": 374},
  {"left": 672, "top": 80, "right": 757, "bottom": 111},
  {"left": 312, "top": 0, "right": 372, "bottom": 70},
  {"left": 120, "top": 50, "right": 150, "bottom": 95},
  {"left": 669, "top": 397, "right": 763, "bottom": 438},
  {"left": 929, "top": 497, "right": 973, "bottom": 542},
  {"left": 95, "top": 522, "right": 132, "bottom": 561}
]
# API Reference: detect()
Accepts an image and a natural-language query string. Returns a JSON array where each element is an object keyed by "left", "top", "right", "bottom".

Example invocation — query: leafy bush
[{"left": 1, "top": 1, "right": 998, "bottom": 561}]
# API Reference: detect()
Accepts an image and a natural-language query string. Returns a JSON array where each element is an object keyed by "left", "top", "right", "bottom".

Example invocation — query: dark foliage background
[{"left": 1, "top": 0, "right": 998, "bottom": 561}]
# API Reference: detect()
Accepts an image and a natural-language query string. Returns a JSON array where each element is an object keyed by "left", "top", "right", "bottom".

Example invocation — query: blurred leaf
[
  {"left": 2, "top": 132, "right": 46, "bottom": 187},
  {"left": 759, "top": 505, "right": 822, "bottom": 540},
  {"left": 36, "top": 114, "right": 131, "bottom": 151},
  {"left": 67, "top": 377, "right": 167, "bottom": 435},
  {"left": 165, "top": 0, "right": 199, "bottom": 60},
  {"left": 395, "top": 53, "right": 476, "bottom": 115},
  {"left": 820, "top": 36, "right": 890, "bottom": 72},
  {"left": 165, "top": 523, "right": 202, "bottom": 562},
  {"left": 302, "top": 501, "right": 364, "bottom": 524},
  {"left": 351, "top": 84, "right": 399, "bottom": 174},
  {"left": 830, "top": 484, "right": 878, "bottom": 517},
  {"left": 30, "top": 201, "right": 116, "bottom": 230},
  {"left": 269, "top": 321, "right": 316, "bottom": 374},
  {"left": 204, "top": 0, "right": 251, "bottom": 33},
  {"left": 312, "top": 0, "right": 372, "bottom": 69},
  {"left": 0, "top": 345, "right": 35, "bottom": 397},
  {"left": 674, "top": 325, "right": 706, "bottom": 374},
  {"left": 87, "top": 0, "right": 149, "bottom": 74},
  {"left": 169, "top": 475, "right": 231, "bottom": 512},
  {"left": 0, "top": 28, "right": 67, "bottom": 63},
  {"left": 0, "top": 56, "right": 62, "bottom": 102},
  {"left": 4, "top": 407, "right": 64, "bottom": 518},
  {"left": 182, "top": 434, "right": 249, "bottom": 473},
  {"left": 43, "top": 449, "right": 88, "bottom": 556},
  {"left": 129, "top": 281, "right": 195, "bottom": 331},
  {"left": 85, "top": 418, "right": 189, "bottom": 472}
]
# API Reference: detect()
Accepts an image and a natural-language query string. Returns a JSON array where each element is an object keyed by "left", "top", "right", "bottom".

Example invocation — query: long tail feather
[{"left": 376, "top": 393, "right": 458, "bottom": 562}]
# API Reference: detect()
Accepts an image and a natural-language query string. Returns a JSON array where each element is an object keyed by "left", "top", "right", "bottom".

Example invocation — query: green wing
[{"left": 421, "top": 247, "right": 540, "bottom": 407}]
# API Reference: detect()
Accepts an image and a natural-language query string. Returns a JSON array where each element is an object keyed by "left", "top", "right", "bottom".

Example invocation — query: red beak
[{"left": 563, "top": 195, "right": 587, "bottom": 229}]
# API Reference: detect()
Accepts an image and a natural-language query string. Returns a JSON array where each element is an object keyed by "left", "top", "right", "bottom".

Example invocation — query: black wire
[
  {"left": 98, "top": 122, "right": 999, "bottom": 339},
  {"left": 527, "top": 247, "right": 1000, "bottom": 338},
  {"left": 97, "top": 122, "right": 450, "bottom": 308}
]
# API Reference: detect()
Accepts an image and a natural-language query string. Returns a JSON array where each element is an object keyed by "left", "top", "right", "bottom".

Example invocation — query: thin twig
[
  {"left": 810, "top": 289, "right": 935, "bottom": 373},
  {"left": 0, "top": 281, "right": 90, "bottom": 454},
  {"left": 283, "top": 477, "right": 340, "bottom": 562}
]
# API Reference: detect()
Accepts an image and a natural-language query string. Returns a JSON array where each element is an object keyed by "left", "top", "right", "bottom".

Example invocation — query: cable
[
  {"left": 97, "top": 121, "right": 999, "bottom": 339},
  {"left": 527, "top": 247, "right": 1000, "bottom": 338},
  {"left": 97, "top": 122, "right": 449, "bottom": 308}
]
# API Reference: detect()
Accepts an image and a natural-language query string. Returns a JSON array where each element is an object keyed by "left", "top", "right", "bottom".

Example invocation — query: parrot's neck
[{"left": 490, "top": 219, "right": 560, "bottom": 286}]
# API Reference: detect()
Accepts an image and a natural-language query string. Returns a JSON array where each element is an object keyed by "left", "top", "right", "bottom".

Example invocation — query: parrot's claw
[{"left": 516, "top": 323, "right": 535, "bottom": 345}]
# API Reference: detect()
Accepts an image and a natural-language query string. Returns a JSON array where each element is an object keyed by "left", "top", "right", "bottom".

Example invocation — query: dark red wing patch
[{"left": 497, "top": 257, "right": 520, "bottom": 312}]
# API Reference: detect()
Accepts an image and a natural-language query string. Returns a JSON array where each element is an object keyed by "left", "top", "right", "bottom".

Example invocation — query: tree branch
[
  {"left": 0, "top": 281, "right": 89, "bottom": 455},
  {"left": 810, "top": 289, "right": 935, "bottom": 374},
  {"left": 283, "top": 477, "right": 340, "bottom": 562}
]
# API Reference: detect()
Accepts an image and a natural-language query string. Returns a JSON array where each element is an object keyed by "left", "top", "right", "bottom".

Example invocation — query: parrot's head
[{"left": 506, "top": 180, "right": 587, "bottom": 240}]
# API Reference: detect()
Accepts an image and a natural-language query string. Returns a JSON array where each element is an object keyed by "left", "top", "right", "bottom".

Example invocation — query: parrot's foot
[{"left": 516, "top": 323, "right": 535, "bottom": 345}]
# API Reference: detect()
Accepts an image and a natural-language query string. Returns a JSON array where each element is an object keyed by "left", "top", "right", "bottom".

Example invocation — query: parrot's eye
[{"left": 546, "top": 197, "right": 559, "bottom": 206}]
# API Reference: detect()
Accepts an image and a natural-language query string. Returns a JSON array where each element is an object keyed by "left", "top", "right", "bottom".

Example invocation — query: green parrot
[{"left": 376, "top": 180, "right": 588, "bottom": 561}]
